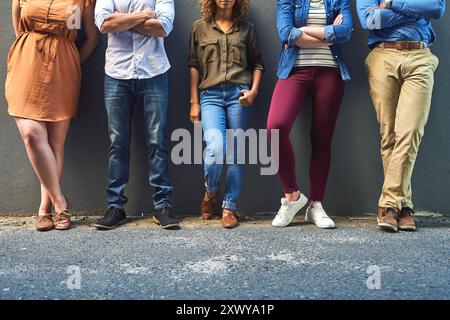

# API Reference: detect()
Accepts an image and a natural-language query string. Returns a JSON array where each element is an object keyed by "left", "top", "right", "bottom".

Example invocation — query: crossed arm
[
  {"left": 356, "top": 0, "right": 445, "bottom": 31},
  {"left": 277, "top": 0, "right": 353, "bottom": 48},
  {"left": 294, "top": 14, "right": 344, "bottom": 48},
  {"left": 95, "top": 0, "right": 174, "bottom": 37},
  {"left": 98, "top": 10, "right": 165, "bottom": 37}
]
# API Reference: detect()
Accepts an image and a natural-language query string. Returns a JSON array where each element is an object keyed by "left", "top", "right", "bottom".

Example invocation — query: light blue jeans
[{"left": 200, "top": 84, "right": 253, "bottom": 211}]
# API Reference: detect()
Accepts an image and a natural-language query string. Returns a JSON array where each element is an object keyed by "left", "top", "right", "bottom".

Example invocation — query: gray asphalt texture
[{"left": 0, "top": 216, "right": 449, "bottom": 300}]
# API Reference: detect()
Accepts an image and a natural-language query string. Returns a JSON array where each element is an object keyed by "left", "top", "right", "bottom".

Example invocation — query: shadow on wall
[{"left": 0, "top": 1, "right": 449, "bottom": 215}]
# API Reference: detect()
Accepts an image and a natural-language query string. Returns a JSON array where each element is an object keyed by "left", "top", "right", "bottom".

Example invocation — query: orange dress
[{"left": 5, "top": 0, "right": 94, "bottom": 122}]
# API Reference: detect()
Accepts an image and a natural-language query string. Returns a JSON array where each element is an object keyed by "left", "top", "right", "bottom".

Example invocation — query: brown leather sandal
[
  {"left": 35, "top": 214, "right": 54, "bottom": 232},
  {"left": 54, "top": 209, "right": 71, "bottom": 230}
]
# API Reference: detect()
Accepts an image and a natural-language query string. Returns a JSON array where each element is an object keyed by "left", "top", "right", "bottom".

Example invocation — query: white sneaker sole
[
  {"left": 305, "top": 217, "right": 336, "bottom": 229},
  {"left": 305, "top": 212, "right": 336, "bottom": 229}
]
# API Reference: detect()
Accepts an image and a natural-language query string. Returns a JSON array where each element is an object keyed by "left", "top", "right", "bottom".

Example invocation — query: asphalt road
[{"left": 0, "top": 215, "right": 449, "bottom": 300}]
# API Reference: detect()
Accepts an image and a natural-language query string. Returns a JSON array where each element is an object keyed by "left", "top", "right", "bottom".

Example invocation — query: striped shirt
[{"left": 295, "top": 0, "right": 338, "bottom": 68}]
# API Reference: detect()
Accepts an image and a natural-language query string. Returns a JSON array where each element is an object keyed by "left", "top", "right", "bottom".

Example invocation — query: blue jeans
[
  {"left": 104, "top": 73, "right": 173, "bottom": 210},
  {"left": 200, "top": 84, "right": 253, "bottom": 211}
]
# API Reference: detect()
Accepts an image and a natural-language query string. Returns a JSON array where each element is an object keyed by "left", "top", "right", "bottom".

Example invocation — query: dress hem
[{"left": 8, "top": 112, "right": 75, "bottom": 123}]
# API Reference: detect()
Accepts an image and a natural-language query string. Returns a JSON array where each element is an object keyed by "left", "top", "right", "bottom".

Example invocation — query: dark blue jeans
[{"left": 104, "top": 73, "right": 173, "bottom": 210}]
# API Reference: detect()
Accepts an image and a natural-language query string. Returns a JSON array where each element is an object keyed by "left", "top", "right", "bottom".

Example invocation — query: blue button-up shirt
[
  {"left": 276, "top": 0, "right": 353, "bottom": 81},
  {"left": 356, "top": 0, "right": 445, "bottom": 47},
  {"left": 95, "top": 0, "right": 175, "bottom": 80}
]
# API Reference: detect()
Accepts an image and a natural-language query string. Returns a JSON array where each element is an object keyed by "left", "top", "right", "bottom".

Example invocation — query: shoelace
[
  {"left": 37, "top": 215, "right": 51, "bottom": 223},
  {"left": 106, "top": 207, "right": 121, "bottom": 220},
  {"left": 277, "top": 203, "right": 292, "bottom": 222},
  {"left": 382, "top": 208, "right": 397, "bottom": 217}
]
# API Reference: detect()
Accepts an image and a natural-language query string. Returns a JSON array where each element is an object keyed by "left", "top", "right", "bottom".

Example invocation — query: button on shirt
[
  {"left": 188, "top": 19, "right": 265, "bottom": 90},
  {"left": 95, "top": 0, "right": 175, "bottom": 80}
]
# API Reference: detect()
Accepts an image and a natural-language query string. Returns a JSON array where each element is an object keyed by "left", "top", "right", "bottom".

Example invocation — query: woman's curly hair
[{"left": 198, "top": 0, "right": 250, "bottom": 23}]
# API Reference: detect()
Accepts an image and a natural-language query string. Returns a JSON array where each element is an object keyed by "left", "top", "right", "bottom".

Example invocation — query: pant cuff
[
  {"left": 205, "top": 183, "right": 219, "bottom": 194},
  {"left": 222, "top": 201, "right": 237, "bottom": 211},
  {"left": 401, "top": 202, "right": 414, "bottom": 210},
  {"left": 378, "top": 201, "right": 401, "bottom": 210},
  {"left": 155, "top": 203, "right": 172, "bottom": 210},
  {"left": 108, "top": 203, "right": 124, "bottom": 210},
  {"left": 283, "top": 187, "right": 299, "bottom": 194}
]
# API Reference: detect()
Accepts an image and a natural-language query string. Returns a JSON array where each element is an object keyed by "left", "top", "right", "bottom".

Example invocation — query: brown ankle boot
[
  {"left": 222, "top": 209, "right": 239, "bottom": 229},
  {"left": 398, "top": 207, "right": 416, "bottom": 231},
  {"left": 200, "top": 192, "right": 217, "bottom": 220},
  {"left": 377, "top": 207, "right": 399, "bottom": 232}
]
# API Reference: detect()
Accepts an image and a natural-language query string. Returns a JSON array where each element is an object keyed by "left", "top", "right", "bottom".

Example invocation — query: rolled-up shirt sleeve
[
  {"left": 247, "top": 25, "right": 265, "bottom": 72},
  {"left": 323, "top": 0, "right": 353, "bottom": 44},
  {"left": 277, "top": 0, "right": 303, "bottom": 47},
  {"left": 187, "top": 24, "right": 200, "bottom": 69},
  {"left": 155, "top": 0, "right": 175, "bottom": 36},
  {"left": 94, "top": 0, "right": 115, "bottom": 32}
]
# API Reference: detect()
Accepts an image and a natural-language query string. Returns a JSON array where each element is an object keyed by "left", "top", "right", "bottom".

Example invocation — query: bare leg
[
  {"left": 285, "top": 190, "right": 300, "bottom": 203},
  {"left": 39, "top": 120, "right": 71, "bottom": 214},
  {"left": 15, "top": 118, "right": 68, "bottom": 213}
]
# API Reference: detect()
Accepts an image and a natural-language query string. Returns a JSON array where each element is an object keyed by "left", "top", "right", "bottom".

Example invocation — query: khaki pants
[{"left": 365, "top": 47, "right": 439, "bottom": 210}]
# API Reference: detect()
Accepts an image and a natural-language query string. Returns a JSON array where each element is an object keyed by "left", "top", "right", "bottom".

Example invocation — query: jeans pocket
[
  {"left": 237, "top": 84, "right": 251, "bottom": 91},
  {"left": 199, "top": 89, "right": 209, "bottom": 106}
]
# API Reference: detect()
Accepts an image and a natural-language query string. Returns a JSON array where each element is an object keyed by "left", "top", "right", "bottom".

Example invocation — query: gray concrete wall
[{"left": 0, "top": 1, "right": 449, "bottom": 215}]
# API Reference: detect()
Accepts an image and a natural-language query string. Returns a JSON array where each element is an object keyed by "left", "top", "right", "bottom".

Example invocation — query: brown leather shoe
[
  {"left": 377, "top": 207, "right": 399, "bottom": 232},
  {"left": 35, "top": 214, "right": 54, "bottom": 232},
  {"left": 398, "top": 207, "right": 416, "bottom": 231},
  {"left": 54, "top": 209, "right": 71, "bottom": 230},
  {"left": 200, "top": 192, "right": 217, "bottom": 220},
  {"left": 222, "top": 209, "right": 239, "bottom": 229}
]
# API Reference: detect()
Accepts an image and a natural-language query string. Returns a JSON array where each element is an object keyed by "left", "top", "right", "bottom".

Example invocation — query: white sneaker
[
  {"left": 272, "top": 194, "right": 308, "bottom": 227},
  {"left": 305, "top": 202, "right": 336, "bottom": 229}
]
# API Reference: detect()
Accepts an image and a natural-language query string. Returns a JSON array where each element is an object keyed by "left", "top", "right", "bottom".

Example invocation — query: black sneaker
[
  {"left": 94, "top": 206, "right": 127, "bottom": 230},
  {"left": 153, "top": 207, "right": 179, "bottom": 229}
]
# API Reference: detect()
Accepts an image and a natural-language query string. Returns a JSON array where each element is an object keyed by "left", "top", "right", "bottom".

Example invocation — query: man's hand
[
  {"left": 141, "top": 9, "right": 156, "bottom": 20},
  {"left": 101, "top": 9, "right": 155, "bottom": 33},
  {"left": 379, "top": 1, "right": 392, "bottom": 9},
  {"left": 334, "top": 14, "right": 343, "bottom": 25},
  {"left": 239, "top": 90, "right": 257, "bottom": 107},
  {"left": 189, "top": 103, "right": 201, "bottom": 123}
]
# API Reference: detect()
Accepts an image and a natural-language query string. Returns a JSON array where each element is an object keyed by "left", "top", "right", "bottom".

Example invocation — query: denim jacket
[{"left": 276, "top": 0, "right": 353, "bottom": 81}]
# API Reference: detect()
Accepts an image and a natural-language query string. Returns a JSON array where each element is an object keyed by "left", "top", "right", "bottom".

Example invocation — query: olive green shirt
[{"left": 188, "top": 19, "right": 265, "bottom": 90}]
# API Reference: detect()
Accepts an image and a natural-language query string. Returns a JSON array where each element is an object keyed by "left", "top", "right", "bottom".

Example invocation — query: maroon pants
[{"left": 267, "top": 67, "right": 345, "bottom": 201}]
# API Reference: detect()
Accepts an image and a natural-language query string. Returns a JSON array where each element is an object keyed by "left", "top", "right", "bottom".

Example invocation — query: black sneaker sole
[
  {"left": 153, "top": 216, "right": 180, "bottom": 230},
  {"left": 93, "top": 219, "right": 127, "bottom": 230}
]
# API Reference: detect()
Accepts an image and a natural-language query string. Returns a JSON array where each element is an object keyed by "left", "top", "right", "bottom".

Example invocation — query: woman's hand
[
  {"left": 189, "top": 102, "right": 201, "bottom": 123},
  {"left": 239, "top": 90, "right": 257, "bottom": 107},
  {"left": 334, "top": 14, "right": 343, "bottom": 25}
]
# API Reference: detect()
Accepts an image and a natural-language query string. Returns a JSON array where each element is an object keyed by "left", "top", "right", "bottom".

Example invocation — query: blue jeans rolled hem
[
  {"left": 222, "top": 201, "right": 237, "bottom": 211},
  {"left": 205, "top": 183, "right": 219, "bottom": 194},
  {"left": 154, "top": 203, "right": 172, "bottom": 210},
  {"left": 108, "top": 203, "right": 124, "bottom": 210}
]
